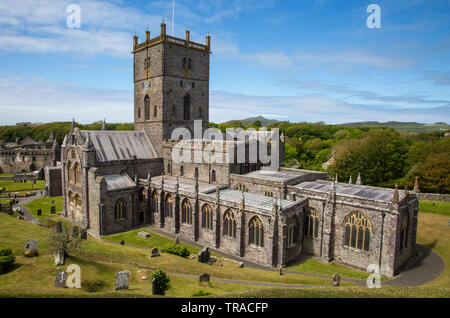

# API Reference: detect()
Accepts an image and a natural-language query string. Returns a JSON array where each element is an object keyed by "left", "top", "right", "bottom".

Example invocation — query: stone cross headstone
[
  {"left": 332, "top": 273, "right": 340, "bottom": 287},
  {"left": 55, "top": 222, "right": 63, "bottom": 233},
  {"left": 53, "top": 250, "right": 65, "bottom": 266},
  {"left": 138, "top": 231, "right": 151, "bottom": 238},
  {"left": 51, "top": 206, "right": 56, "bottom": 214},
  {"left": 54, "top": 271, "right": 67, "bottom": 288},
  {"left": 150, "top": 248, "right": 160, "bottom": 258},
  {"left": 115, "top": 271, "right": 129, "bottom": 290},
  {"left": 174, "top": 237, "right": 180, "bottom": 245},
  {"left": 199, "top": 273, "right": 210, "bottom": 284},
  {"left": 37, "top": 209, "right": 42, "bottom": 216}
]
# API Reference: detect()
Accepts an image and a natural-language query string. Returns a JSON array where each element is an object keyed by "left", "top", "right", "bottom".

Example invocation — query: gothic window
[
  {"left": 194, "top": 167, "right": 199, "bottom": 179},
  {"left": 343, "top": 211, "right": 372, "bottom": 252},
  {"left": 165, "top": 195, "right": 173, "bottom": 218},
  {"left": 181, "top": 199, "right": 192, "bottom": 224},
  {"left": 67, "top": 162, "right": 72, "bottom": 183},
  {"left": 234, "top": 183, "right": 249, "bottom": 192},
  {"left": 167, "top": 163, "right": 171, "bottom": 174},
  {"left": 139, "top": 187, "right": 146, "bottom": 201},
  {"left": 183, "top": 95, "right": 190, "bottom": 120},
  {"left": 144, "top": 96, "right": 150, "bottom": 120},
  {"left": 73, "top": 162, "right": 81, "bottom": 186},
  {"left": 68, "top": 191, "right": 74, "bottom": 206},
  {"left": 223, "top": 210, "right": 236, "bottom": 238},
  {"left": 249, "top": 217, "right": 264, "bottom": 247},
  {"left": 180, "top": 165, "right": 184, "bottom": 176},
  {"left": 202, "top": 204, "right": 213, "bottom": 230},
  {"left": 138, "top": 107, "right": 141, "bottom": 119},
  {"left": 182, "top": 57, "right": 187, "bottom": 69},
  {"left": 154, "top": 105, "right": 157, "bottom": 118},
  {"left": 151, "top": 191, "right": 158, "bottom": 214},
  {"left": 288, "top": 216, "right": 299, "bottom": 246},
  {"left": 399, "top": 212, "right": 409, "bottom": 252},
  {"left": 305, "top": 208, "right": 320, "bottom": 238},
  {"left": 188, "top": 58, "right": 192, "bottom": 69},
  {"left": 264, "top": 190, "right": 273, "bottom": 197},
  {"left": 211, "top": 170, "right": 216, "bottom": 183},
  {"left": 75, "top": 194, "right": 82, "bottom": 210},
  {"left": 115, "top": 199, "right": 126, "bottom": 220}
]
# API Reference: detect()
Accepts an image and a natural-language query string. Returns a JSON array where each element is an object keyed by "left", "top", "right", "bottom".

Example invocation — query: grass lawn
[
  {"left": 0, "top": 179, "right": 45, "bottom": 193},
  {"left": 24, "top": 196, "right": 62, "bottom": 218},
  {"left": 0, "top": 213, "right": 353, "bottom": 298},
  {"left": 0, "top": 174, "right": 13, "bottom": 177},
  {"left": 104, "top": 229, "right": 201, "bottom": 256},
  {"left": 419, "top": 200, "right": 450, "bottom": 216}
]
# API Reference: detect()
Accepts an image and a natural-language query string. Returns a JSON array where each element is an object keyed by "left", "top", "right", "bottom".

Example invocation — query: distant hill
[
  {"left": 219, "top": 116, "right": 282, "bottom": 127},
  {"left": 339, "top": 121, "right": 450, "bottom": 133}
]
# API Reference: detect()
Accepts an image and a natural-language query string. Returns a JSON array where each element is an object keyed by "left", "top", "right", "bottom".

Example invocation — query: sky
[{"left": 0, "top": 0, "right": 449, "bottom": 125}]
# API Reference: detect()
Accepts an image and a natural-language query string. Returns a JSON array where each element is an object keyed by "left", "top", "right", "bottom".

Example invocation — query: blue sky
[{"left": 0, "top": 0, "right": 449, "bottom": 124}]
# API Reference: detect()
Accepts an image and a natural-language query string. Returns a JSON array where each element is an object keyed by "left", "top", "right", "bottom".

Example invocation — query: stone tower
[{"left": 133, "top": 22, "right": 211, "bottom": 155}]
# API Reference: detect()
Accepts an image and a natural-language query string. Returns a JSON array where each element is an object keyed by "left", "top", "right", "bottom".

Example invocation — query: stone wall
[
  {"left": 417, "top": 192, "right": 450, "bottom": 202},
  {"left": 45, "top": 166, "right": 62, "bottom": 197}
]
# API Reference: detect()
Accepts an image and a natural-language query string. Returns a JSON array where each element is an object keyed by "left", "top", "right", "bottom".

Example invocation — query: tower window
[
  {"left": 188, "top": 58, "right": 192, "bottom": 69},
  {"left": 211, "top": 169, "right": 216, "bottom": 183},
  {"left": 183, "top": 94, "right": 190, "bottom": 120},
  {"left": 138, "top": 107, "right": 141, "bottom": 119},
  {"left": 180, "top": 80, "right": 183, "bottom": 87},
  {"left": 154, "top": 105, "right": 157, "bottom": 118},
  {"left": 180, "top": 165, "right": 184, "bottom": 176},
  {"left": 182, "top": 57, "right": 187, "bottom": 69},
  {"left": 144, "top": 96, "right": 150, "bottom": 120}
]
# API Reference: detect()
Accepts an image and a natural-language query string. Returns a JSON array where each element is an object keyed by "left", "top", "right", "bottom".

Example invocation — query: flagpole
[{"left": 172, "top": 0, "right": 175, "bottom": 36}]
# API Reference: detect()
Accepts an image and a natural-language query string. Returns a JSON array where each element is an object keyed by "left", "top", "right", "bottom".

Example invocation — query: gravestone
[
  {"left": 198, "top": 247, "right": 210, "bottom": 263},
  {"left": 50, "top": 206, "right": 56, "bottom": 214},
  {"left": 24, "top": 239, "right": 38, "bottom": 252},
  {"left": 174, "top": 237, "right": 180, "bottom": 245},
  {"left": 72, "top": 226, "right": 80, "bottom": 237},
  {"left": 332, "top": 273, "right": 340, "bottom": 287},
  {"left": 37, "top": 209, "right": 42, "bottom": 216},
  {"left": 279, "top": 266, "right": 283, "bottom": 276},
  {"left": 150, "top": 248, "right": 160, "bottom": 258},
  {"left": 51, "top": 200, "right": 55, "bottom": 204},
  {"left": 152, "top": 278, "right": 159, "bottom": 295},
  {"left": 17, "top": 215, "right": 24, "bottom": 220},
  {"left": 53, "top": 250, "right": 65, "bottom": 266},
  {"left": 54, "top": 271, "right": 67, "bottom": 288},
  {"left": 120, "top": 240, "right": 125, "bottom": 246},
  {"left": 55, "top": 222, "right": 63, "bottom": 233},
  {"left": 115, "top": 271, "right": 129, "bottom": 290},
  {"left": 199, "top": 273, "right": 210, "bottom": 284},
  {"left": 138, "top": 231, "right": 151, "bottom": 238},
  {"left": 80, "top": 229, "right": 87, "bottom": 240}
]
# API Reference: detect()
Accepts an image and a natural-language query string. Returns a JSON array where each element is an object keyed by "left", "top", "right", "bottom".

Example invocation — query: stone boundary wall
[
  {"left": 0, "top": 176, "right": 13, "bottom": 180},
  {"left": 417, "top": 192, "right": 450, "bottom": 202}
]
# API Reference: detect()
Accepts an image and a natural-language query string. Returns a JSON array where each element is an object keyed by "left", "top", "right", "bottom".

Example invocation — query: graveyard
[{"left": 0, "top": 195, "right": 449, "bottom": 297}]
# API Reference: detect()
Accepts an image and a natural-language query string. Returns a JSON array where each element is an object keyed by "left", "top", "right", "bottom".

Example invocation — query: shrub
[
  {"left": 162, "top": 245, "right": 190, "bottom": 258},
  {"left": 192, "top": 290, "right": 213, "bottom": 297},
  {"left": 152, "top": 269, "right": 170, "bottom": 295},
  {"left": 82, "top": 279, "right": 106, "bottom": 293},
  {"left": 0, "top": 248, "right": 15, "bottom": 273}
]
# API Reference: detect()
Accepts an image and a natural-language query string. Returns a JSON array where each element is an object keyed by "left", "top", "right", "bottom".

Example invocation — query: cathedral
[{"left": 58, "top": 22, "right": 418, "bottom": 277}]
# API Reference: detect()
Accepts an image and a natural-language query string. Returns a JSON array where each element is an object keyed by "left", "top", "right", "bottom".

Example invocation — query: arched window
[
  {"left": 288, "top": 216, "right": 299, "bottom": 246},
  {"left": 144, "top": 95, "right": 150, "bottom": 120},
  {"left": 154, "top": 105, "right": 157, "bottom": 118},
  {"left": 165, "top": 195, "right": 173, "bottom": 218},
  {"left": 343, "top": 211, "right": 372, "bottom": 252},
  {"left": 138, "top": 107, "right": 141, "bottom": 119},
  {"left": 249, "top": 217, "right": 264, "bottom": 247},
  {"left": 234, "top": 183, "right": 249, "bottom": 192},
  {"left": 202, "top": 204, "right": 213, "bottom": 230},
  {"left": 400, "top": 212, "right": 409, "bottom": 252},
  {"left": 151, "top": 191, "right": 158, "bottom": 213},
  {"left": 183, "top": 94, "right": 190, "bottom": 120},
  {"left": 264, "top": 190, "right": 273, "bottom": 197},
  {"left": 74, "top": 194, "right": 82, "bottom": 210},
  {"left": 115, "top": 199, "right": 126, "bottom": 220},
  {"left": 68, "top": 191, "right": 74, "bottom": 205},
  {"left": 305, "top": 208, "right": 320, "bottom": 238},
  {"left": 72, "top": 162, "right": 81, "bottom": 186},
  {"left": 223, "top": 210, "right": 236, "bottom": 238},
  {"left": 139, "top": 187, "right": 146, "bottom": 202},
  {"left": 211, "top": 170, "right": 216, "bottom": 183},
  {"left": 67, "top": 162, "right": 72, "bottom": 183},
  {"left": 194, "top": 167, "right": 199, "bottom": 179},
  {"left": 167, "top": 163, "right": 171, "bottom": 174},
  {"left": 181, "top": 199, "right": 192, "bottom": 224},
  {"left": 180, "top": 165, "right": 184, "bottom": 176}
]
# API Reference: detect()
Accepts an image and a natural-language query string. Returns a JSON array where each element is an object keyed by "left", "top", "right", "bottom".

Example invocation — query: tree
[
  {"left": 328, "top": 129, "right": 409, "bottom": 186},
  {"left": 405, "top": 153, "right": 450, "bottom": 193},
  {"left": 47, "top": 223, "right": 82, "bottom": 256}
]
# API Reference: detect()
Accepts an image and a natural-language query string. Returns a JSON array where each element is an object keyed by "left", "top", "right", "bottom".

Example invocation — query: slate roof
[
  {"left": 79, "top": 130, "right": 159, "bottom": 162},
  {"left": 218, "top": 189, "right": 298, "bottom": 211},
  {"left": 295, "top": 180, "right": 406, "bottom": 202},
  {"left": 104, "top": 174, "right": 136, "bottom": 191},
  {"left": 151, "top": 175, "right": 219, "bottom": 194}
]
